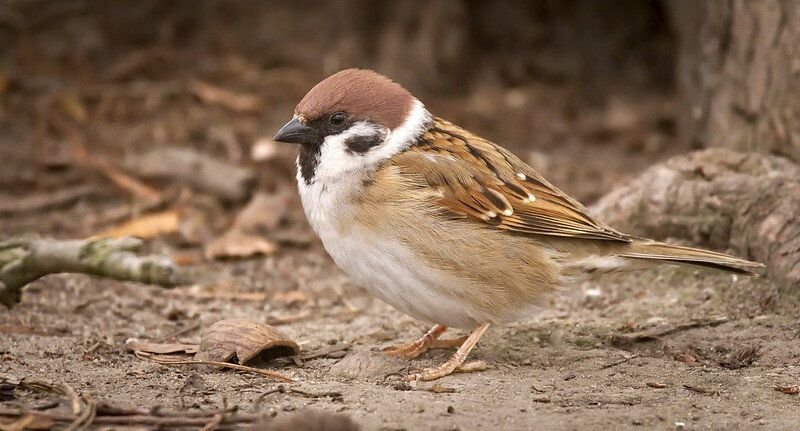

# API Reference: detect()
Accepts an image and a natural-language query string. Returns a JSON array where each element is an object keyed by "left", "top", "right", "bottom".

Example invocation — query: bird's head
[{"left": 274, "top": 69, "right": 430, "bottom": 184}]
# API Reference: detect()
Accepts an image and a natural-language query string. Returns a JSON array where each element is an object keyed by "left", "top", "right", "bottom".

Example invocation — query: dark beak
[{"left": 273, "top": 118, "right": 319, "bottom": 145}]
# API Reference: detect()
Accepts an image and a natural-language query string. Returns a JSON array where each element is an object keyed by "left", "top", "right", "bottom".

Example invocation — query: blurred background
[{"left": 0, "top": 0, "right": 685, "bottom": 242}]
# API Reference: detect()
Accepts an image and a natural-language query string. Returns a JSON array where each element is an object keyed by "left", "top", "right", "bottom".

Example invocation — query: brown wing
[{"left": 390, "top": 118, "right": 631, "bottom": 243}]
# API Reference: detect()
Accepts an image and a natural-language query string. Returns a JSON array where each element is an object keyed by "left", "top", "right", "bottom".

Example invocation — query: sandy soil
[{"left": 2, "top": 246, "right": 798, "bottom": 430}]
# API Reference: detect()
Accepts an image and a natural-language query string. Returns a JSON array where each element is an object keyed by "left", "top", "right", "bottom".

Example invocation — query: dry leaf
[
  {"left": 204, "top": 193, "right": 288, "bottom": 260},
  {"left": 775, "top": 385, "right": 799, "bottom": 395},
  {"left": 195, "top": 319, "right": 300, "bottom": 367},
  {"left": 124, "top": 338, "right": 198, "bottom": 355},
  {"left": 97, "top": 209, "right": 181, "bottom": 239},
  {"left": 204, "top": 231, "right": 277, "bottom": 260},
  {"left": 236, "top": 192, "right": 289, "bottom": 232}
]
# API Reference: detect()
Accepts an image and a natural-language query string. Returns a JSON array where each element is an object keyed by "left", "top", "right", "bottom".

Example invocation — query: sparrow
[{"left": 273, "top": 69, "right": 764, "bottom": 381}]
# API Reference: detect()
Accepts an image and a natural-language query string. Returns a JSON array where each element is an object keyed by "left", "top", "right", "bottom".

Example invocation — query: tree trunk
[{"left": 669, "top": 0, "right": 800, "bottom": 162}]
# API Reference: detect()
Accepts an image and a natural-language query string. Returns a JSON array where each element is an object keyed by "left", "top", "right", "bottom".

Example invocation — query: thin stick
[
  {"left": 141, "top": 355, "right": 294, "bottom": 382},
  {"left": 200, "top": 413, "right": 223, "bottom": 431}
]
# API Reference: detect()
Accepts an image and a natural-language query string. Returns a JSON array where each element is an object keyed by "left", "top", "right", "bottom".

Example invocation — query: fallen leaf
[
  {"left": 204, "top": 192, "right": 288, "bottom": 260},
  {"left": 236, "top": 192, "right": 289, "bottom": 232},
  {"left": 195, "top": 319, "right": 300, "bottom": 367},
  {"left": 204, "top": 231, "right": 277, "bottom": 260},
  {"left": 97, "top": 209, "right": 181, "bottom": 239},
  {"left": 124, "top": 338, "right": 198, "bottom": 355},
  {"left": 775, "top": 385, "right": 799, "bottom": 395}
]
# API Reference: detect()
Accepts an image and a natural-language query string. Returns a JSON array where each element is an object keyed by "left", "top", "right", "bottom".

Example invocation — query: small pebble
[{"left": 447, "top": 405, "right": 455, "bottom": 414}]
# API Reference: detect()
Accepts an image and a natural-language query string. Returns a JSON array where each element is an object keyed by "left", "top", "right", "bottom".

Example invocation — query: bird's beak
[{"left": 273, "top": 117, "right": 319, "bottom": 145}]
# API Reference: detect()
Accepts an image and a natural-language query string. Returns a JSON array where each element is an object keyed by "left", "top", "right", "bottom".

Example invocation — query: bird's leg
[
  {"left": 406, "top": 322, "right": 490, "bottom": 381},
  {"left": 383, "top": 324, "right": 448, "bottom": 359}
]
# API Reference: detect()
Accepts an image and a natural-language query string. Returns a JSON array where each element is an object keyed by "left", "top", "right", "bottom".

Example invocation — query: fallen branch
[
  {"left": 0, "top": 236, "right": 188, "bottom": 307},
  {"left": 610, "top": 316, "right": 729, "bottom": 347},
  {"left": 135, "top": 353, "right": 295, "bottom": 383},
  {"left": 124, "top": 147, "right": 255, "bottom": 203},
  {"left": 0, "top": 184, "right": 97, "bottom": 215},
  {"left": 0, "top": 406, "right": 261, "bottom": 429},
  {"left": 4, "top": 376, "right": 361, "bottom": 430},
  {"left": 599, "top": 353, "right": 640, "bottom": 370},
  {"left": 591, "top": 149, "right": 800, "bottom": 289},
  {"left": 0, "top": 377, "right": 96, "bottom": 430}
]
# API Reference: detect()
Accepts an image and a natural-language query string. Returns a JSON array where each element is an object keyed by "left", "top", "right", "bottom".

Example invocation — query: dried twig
[
  {"left": 5, "top": 378, "right": 96, "bottom": 430},
  {"left": 48, "top": 111, "right": 161, "bottom": 202},
  {"left": 610, "top": 316, "right": 729, "bottom": 346},
  {"left": 600, "top": 353, "right": 640, "bottom": 369},
  {"left": 266, "top": 312, "right": 313, "bottom": 326},
  {"left": 0, "top": 185, "right": 97, "bottom": 215},
  {"left": 0, "top": 236, "right": 188, "bottom": 307},
  {"left": 124, "top": 147, "right": 255, "bottom": 203},
  {"left": 0, "top": 406, "right": 262, "bottom": 428},
  {"left": 136, "top": 354, "right": 294, "bottom": 382},
  {"left": 158, "top": 323, "right": 202, "bottom": 342}
]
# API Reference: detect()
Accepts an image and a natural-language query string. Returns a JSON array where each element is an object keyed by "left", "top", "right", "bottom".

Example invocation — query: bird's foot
[
  {"left": 405, "top": 360, "right": 491, "bottom": 381},
  {"left": 382, "top": 324, "right": 448, "bottom": 359},
  {"left": 403, "top": 323, "right": 491, "bottom": 381}
]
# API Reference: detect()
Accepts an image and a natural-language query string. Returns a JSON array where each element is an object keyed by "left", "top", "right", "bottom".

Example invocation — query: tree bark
[
  {"left": 592, "top": 149, "right": 800, "bottom": 290},
  {"left": 669, "top": 0, "right": 800, "bottom": 162}
]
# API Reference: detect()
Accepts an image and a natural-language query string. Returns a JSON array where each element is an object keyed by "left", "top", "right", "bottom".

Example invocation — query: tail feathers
[{"left": 619, "top": 240, "right": 764, "bottom": 276}]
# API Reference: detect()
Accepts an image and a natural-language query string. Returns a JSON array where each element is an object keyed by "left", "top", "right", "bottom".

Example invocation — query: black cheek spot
[{"left": 344, "top": 134, "right": 383, "bottom": 154}]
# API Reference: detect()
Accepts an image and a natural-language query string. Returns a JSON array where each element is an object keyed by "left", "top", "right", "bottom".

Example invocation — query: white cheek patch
[
  {"left": 314, "top": 122, "right": 389, "bottom": 182},
  {"left": 312, "top": 99, "right": 431, "bottom": 183}
]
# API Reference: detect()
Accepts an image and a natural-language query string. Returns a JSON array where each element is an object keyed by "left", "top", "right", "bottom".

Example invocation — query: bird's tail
[{"left": 617, "top": 239, "right": 764, "bottom": 276}]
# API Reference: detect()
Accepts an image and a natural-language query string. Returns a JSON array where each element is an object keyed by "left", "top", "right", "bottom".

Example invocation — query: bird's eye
[{"left": 329, "top": 112, "right": 347, "bottom": 127}]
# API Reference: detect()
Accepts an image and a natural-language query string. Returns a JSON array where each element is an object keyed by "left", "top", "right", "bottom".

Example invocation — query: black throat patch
[{"left": 298, "top": 144, "right": 321, "bottom": 185}]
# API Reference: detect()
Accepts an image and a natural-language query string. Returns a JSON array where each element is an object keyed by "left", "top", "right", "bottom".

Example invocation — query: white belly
[
  {"left": 323, "top": 227, "right": 491, "bottom": 328},
  {"left": 298, "top": 171, "right": 489, "bottom": 329}
]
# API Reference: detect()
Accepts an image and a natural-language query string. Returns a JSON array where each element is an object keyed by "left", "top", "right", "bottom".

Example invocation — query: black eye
[{"left": 329, "top": 112, "right": 347, "bottom": 127}]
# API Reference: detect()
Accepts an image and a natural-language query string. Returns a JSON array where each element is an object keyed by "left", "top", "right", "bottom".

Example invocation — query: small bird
[{"left": 273, "top": 69, "right": 763, "bottom": 381}]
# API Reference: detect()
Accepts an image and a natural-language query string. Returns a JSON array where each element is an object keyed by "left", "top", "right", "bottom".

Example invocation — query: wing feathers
[{"left": 392, "top": 118, "right": 630, "bottom": 242}]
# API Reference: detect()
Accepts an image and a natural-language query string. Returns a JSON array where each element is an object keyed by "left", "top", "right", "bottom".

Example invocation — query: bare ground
[{"left": 2, "top": 247, "right": 799, "bottom": 430}]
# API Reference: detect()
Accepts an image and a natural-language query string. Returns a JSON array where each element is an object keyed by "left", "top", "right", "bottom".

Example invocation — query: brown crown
[{"left": 295, "top": 69, "right": 415, "bottom": 130}]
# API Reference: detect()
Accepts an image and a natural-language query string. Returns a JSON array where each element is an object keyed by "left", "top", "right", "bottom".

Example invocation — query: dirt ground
[{"left": 1, "top": 2, "right": 799, "bottom": 430}]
